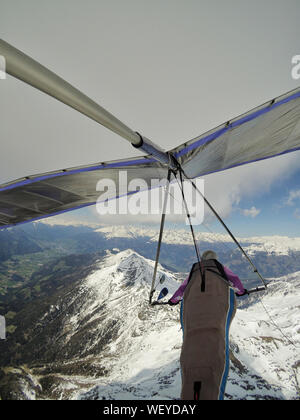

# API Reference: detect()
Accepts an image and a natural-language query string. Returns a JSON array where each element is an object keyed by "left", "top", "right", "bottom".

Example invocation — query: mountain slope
[
  {"left": 76, "top": 258, "right": 300, "bottom": 401},
  {"left": 1, "top": 249, "right": 298, "bottom": 400}
]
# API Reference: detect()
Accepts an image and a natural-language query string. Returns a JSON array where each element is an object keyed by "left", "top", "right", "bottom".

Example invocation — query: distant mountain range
[{"left": 1, "top": 222, "right": 300, "bottom": 279}]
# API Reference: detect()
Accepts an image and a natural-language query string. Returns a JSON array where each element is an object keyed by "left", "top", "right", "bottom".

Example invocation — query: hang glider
[{"left": 0, "top": 39, "right": 300, "bottom": 230}]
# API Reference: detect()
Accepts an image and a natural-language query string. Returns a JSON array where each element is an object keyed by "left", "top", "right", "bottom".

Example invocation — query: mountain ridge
[{"left": 0, "top": 249, "right": 299, "bottom": 400}]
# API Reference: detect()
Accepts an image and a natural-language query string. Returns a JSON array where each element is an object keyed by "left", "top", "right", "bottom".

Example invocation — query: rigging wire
[
  {"left": 179, "top": 171, "right": 299, "bottom": 346},
  {"left": 181, "top": 170, "right": 268, "bottom": 289},
  {"left": 194, "top": 208, "right": 298, "bottom": 348},
  {"left": 150, "top": 165, "right": 298, "bottom": 349},
  {"left": 177, "top": 170, "right": 202, "bottom": 264},
  {"left": 149, "top": 169, "right": 172, "bottom": 304},
  {"left": 190, "top": 196, "right": 298, "bottom": 348},
  {"left": 257, "top": 294, "right": 298, "bottom": 349},
  {"left": 175, "top": 170, "right": 204, "bottom": 288},
  {"left": 197, "top": 205, "right": 298, "bottom": 347}
]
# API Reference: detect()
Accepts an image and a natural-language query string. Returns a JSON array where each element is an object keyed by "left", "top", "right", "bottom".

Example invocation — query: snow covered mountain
[
  {"left": 95, "top": 225, "right": 300, "bottom": 256},
  {"left": 4, "top": 222, "right": 300, "bottom": 277},
  {"left": 94, "top": 224, "right": 300, "bottom": 278},
  {"left": 0, "top": 249, "right": 298, "bottom": 400},
  {"left": 77, "top": 251, "right": 300, "bottom": 401}
]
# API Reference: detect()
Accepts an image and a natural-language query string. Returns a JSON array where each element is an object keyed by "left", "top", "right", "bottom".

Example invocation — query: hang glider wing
[
  {"left": 0, "top": 156, "right": 168, "bottom": 229},
  {"left": 1, "top": 37, "right": 299, "bottom": 231},
  {"left": 171, "top": 87, "right": 300, "bottom": 179}
]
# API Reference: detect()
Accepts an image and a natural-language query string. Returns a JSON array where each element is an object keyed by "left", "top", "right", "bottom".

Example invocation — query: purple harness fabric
[
  {"left": 223, "top": 266, "right": 245, "bottom": 295},
  {"left": 170, "top": 276, "right": 189, "bottom": 304}
]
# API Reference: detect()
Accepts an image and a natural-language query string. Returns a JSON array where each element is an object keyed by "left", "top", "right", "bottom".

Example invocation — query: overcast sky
[{"left": 1, "top": 0, "right": 300, "bottom": 236}]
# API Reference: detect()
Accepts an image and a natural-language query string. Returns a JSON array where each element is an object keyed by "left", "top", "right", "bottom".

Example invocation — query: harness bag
[{"left": 180, "top": 259, "right": 236, "bottom": 400}]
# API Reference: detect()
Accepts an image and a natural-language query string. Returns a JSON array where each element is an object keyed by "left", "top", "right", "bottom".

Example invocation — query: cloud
[
  {"left": 202, "top": 151, "right": 300, "bottom": 221},
  {"left": 241, "top": 206, "right": 261, "bottom": 218},
  {"left": 285, "top": 189, "right": 300, "bottom": 206},
  {"left": 294, "top": 209, "right": 300, "bottom": 220}
]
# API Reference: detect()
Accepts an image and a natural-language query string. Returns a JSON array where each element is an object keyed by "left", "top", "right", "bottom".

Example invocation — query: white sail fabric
[
  {"left": 172, "top": 87, "right": 300, "bottom": 179},
  {"left": 1, "top": 87, "right": 300, "bottom": 229},
  {"left": 0, "top": 156, "right": 167, "bottom": 228}
]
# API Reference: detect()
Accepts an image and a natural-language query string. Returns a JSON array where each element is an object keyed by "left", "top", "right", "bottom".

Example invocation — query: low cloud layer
[
  {"left": 241, "top": 206, "right": 261, "bottom": 218},
  {"left": 285, "top": 189, "right": 300, "bottom": 206}
]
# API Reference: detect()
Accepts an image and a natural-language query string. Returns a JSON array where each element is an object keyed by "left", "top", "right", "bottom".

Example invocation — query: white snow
[
  {"left": 53, "top": 250, "right": 300, "bottom": 401},
  {"left": 95, "top": 225, "right": 300, "bottom": 256}
]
